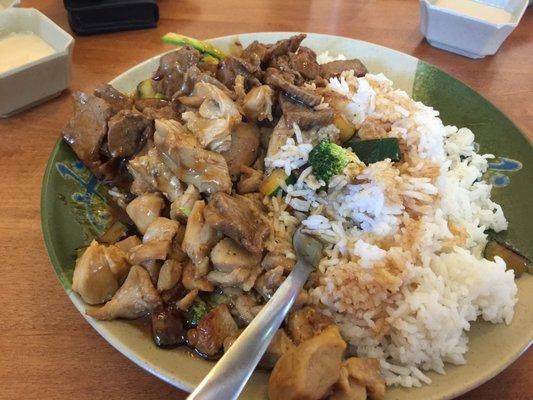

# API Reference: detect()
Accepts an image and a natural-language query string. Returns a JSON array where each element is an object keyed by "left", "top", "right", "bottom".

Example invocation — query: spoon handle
[{"left": 187, "top": 260, "right": 311, "bottom": 400}]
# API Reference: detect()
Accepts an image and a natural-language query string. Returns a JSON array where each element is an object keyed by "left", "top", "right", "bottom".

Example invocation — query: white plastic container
[
  {"left": 0, "top": 0, "right": 21, "bottom": 11},
  {"left": 0, "top": 8, "right": 74, "bottom": 117},
  {"left": 419, "top": 0, "right": 529, "bottom": 58}
]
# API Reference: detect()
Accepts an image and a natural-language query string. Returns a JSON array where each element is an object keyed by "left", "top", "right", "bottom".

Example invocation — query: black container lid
[{"left": 63, "top": 0, "right": 159, "bottom": 35}]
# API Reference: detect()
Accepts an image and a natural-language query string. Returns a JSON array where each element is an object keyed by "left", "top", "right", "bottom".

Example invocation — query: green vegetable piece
[
  {"left": 136, "top": 78, "right": 165, "bottom": 99},
  {"left": 484, "top": 239, "right": 530, "bottom": 278},
  {"left": 202, "top": 54, "right": 220, "bottom": 65},
  {"left": 346, "top": 137, "right": 401, "bottom": 164},
  {"left": 185, "top": 298, "right": 209, "bottom": 327},
  {"left": 162, "top": 32, "right": 226, "bottom": 60},
  {"left": 308, "top": 139, "right": 358, "bottom": 183}
]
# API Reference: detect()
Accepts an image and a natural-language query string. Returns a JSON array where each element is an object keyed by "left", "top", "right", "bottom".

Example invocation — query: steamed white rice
[{"left": 263, "top": 54, "right": 517, "bottom": 388}]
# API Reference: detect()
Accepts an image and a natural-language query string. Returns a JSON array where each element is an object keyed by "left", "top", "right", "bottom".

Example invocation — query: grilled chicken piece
[
  {"left": 206, "top": 266, "right": 260, "bottom": 290},
  {"left": 180, "top": 82, "right": 242, "bottom": 152},
  {"left": 62, "top": 92, "right": 113, "bottom": 175},
  {"left": 87, "top": 265, "right": 162, "bottom": 320},
  {"left": 182, "top": 200, "right": 221, "bottom": 276},
  {"left": 266, "top": 118, "right": 294, "bottom": 159},
  {"left": 126, "top": 192, "right": 165, "bottom": 235},
  {"left": 106, "top": 110, "right": 151, "bottom": 158},
  {"left": 268, "top": 325, "right": 347, "bottom": 400},
  {"left": 336, "top": 358, "right": 385, "bottom": 400},
  {"left": 154, "top": 119, "right": 232, "bottom": 194},
  {"left": 320, "top": 59, "right": 368, "bottom": 79},
  {"left": 94, "top": 83, "right": 133, "bottom": 114},
  {"left": 237, "top": 165, "right": 263, "bottom": 194},
  {"left": 233, "top": 293, "right": 262, "bottom": 324},
  {"left": 242, "top": 85, "right": 274, "bottom": 122},
  {"left": 182, "top": 260, "right": 215, "bottom": 292},
  {"left": 210, "top": 237, "right": 262, "bottom": 273},
  {"left": 204, "top": 192, "right": 270, "bottom": 254},
  {"left": 287, "top": 306, "right": 334, "bottom": 345},
  {"left": 72, "top": 241, "right": 130, "bottom": 305},
  {"left": 254, "top": 266, "right": 284, "bottom": 300},
  {"left": 157, "top": 259, "right": 183, "bottom": 292},
  {"left": 170, "top": 184, "right": 201, "bottom": 223},
  {"left": 329, "top": 367, "right": 367, "bottom": 400},
  {"left": 259, "top": 329, "right": 295, "bottom": 369},
  {"left": 261, "top": 251, "right": 296, "bottom": 272},
  {"left": 186, "top": 304, "right": 238, "bottom": 356},
  {"left": 128, "top": 217, "right": 180, "bottom": 264},
  {"left": 115, "top": 235, "right": 142, "bottom": 253},
  {"left": 221, "top": 122, "right": 260, "bottom": 180},
  {"left": 128, "top": 146, "right": 184, "bottom": 201}
]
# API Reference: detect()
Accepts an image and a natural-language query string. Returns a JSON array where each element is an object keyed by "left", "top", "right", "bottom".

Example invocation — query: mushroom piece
[
  {"left": 186, "top": 304, "right": 238, "bottom": 356},
  {"left": 169, "top": 184, "right": 201, "bottom": 223},
  {"left": 206, "top": 266, "right": 259, "bottom": 290},
  {"left": 210, "top": 237, "right": 261, "bottom": 273},
  {"left": 126, "top": 192, "right": 165, "bottom": 235},
  {"left": 176, "top": 288, "right": 199, "bottom": 311},
  {"left": 221, "top": 122, "right": 260, "bottom": 180},
  {"left": 72, "top": 240, "right": 130, "bottom": 305},
  {"left": 287, "top": 306, "right": 334, "bottom": 345},
  {"left": 182, "top": 200, "right": 222, "bottom": 277},
  {"left": 115, "top": 235, "right": 142, "bottom": 253},
  {"left": 268, "top": 325, "right": 347, "bottom": 400},
  {"left": 87, "top": 265, "right": 162, "bottom": 320},
  {"left": 254, "top": 266, "right": 285, "bottom": 301}
]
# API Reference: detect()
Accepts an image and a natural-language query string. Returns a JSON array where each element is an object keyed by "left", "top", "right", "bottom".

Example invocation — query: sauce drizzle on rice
[{"left": 263, "top": 62, "right": 516, "bottom": 387}]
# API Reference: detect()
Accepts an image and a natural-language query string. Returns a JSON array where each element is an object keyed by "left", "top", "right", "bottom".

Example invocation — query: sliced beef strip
[
  {"left": 216, "top": 56, "right": 261, "bottom": 91},
  {"left": 269, "top": 55, "right": 304, "bottom": 86},
  {"left": 320, "top": 59, "right": 368, "bottom": 79},
  {"left": 107, "top": 110, "right": 152, "bottom": 158},
  {"left": 263, "top": 33, "right": 306, "bottom": 65},
  {"left": 279, "top": 94, "right": 333, "bottom": 129},
  {"left": 204, "top": 192, "right": 270, "bottom": 255},
  {"left": 62, "top": 92, "right": 114, "bottom": 174},
  {"left": 289, "top": 47, "right": 321, "bottom": 80},
  {"left": 94, "top": 83, "right": 133, "bottom": 115},
  {"left": 151, "top": 46, "right": 203, "bottom": 99},
  {"left": 240, "top": 40, "right": 269, "bottom": 69},
  {"left": 265, "top": 68, "right": 322, "bottom": 107}
]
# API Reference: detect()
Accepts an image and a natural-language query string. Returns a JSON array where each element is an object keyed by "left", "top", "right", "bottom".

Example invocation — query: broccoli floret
[
  {"left": 308, "top": 139, "right": 358, "bottom": 183},
  {"left": 185, "top": 298, "right": 209, "bottom": 327}
]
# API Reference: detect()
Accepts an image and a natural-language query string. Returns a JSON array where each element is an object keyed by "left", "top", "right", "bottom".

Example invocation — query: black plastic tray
[{"left": 63, "top": 0, "right": 159, "bottom": 35}]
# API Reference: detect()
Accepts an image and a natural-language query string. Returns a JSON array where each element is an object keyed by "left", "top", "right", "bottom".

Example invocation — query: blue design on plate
[
  {"left": 485, "top": 157, "right": 522, "bottom": 188},
  {"left": 56, "top": 161, "right": 111, "bottom": 233}
]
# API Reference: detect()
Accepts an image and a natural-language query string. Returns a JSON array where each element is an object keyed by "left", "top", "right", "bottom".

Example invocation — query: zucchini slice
[
  {"left": 162, "top": 32, "right": 226, "bottom": 60},
  {"left": 260, "top": 169, "right": 295, "bottom": 196},
  {"left": 136, "top": 79, "right": 165, "bottom": 99},
  {"left": 345, "top": 137, "right": 401, "bottom": 164}
]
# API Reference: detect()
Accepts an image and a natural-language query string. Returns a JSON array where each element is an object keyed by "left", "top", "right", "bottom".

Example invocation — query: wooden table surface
[{"left": 0, "top": 1, "right": 531, "bottom": 399}]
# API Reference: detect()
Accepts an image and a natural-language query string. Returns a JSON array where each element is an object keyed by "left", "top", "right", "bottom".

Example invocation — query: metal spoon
[{"left": 187, "top": 227, "right": 324, "bottom": 400}]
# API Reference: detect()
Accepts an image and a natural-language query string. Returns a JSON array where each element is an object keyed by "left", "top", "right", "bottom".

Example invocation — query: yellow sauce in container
[
  {"left": 434, "top": 0, "right": 513, "bottom": 24},
  {"left": 0, "top": 31, "right": 56, "bottom": 74}
]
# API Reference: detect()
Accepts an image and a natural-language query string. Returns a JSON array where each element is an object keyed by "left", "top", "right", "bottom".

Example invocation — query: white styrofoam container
[
  {"left": 419, "top": 0, "right": 529, "bottom": 58},
  {"left": 0, "top": 0, "right": 21, "bottom": 11},
  {"left": 0, "top": 8, "right": 74, "bottom": 117}
]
